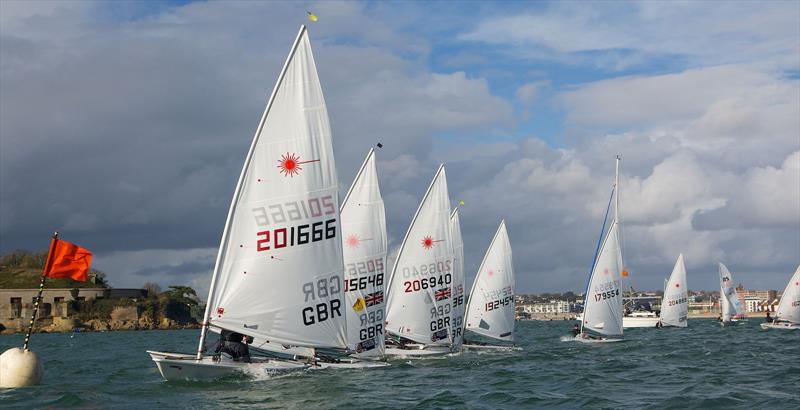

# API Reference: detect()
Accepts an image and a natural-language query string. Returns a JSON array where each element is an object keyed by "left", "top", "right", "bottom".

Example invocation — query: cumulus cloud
[
  {"left": 1, "top": 0, "right": 797, "bottom": 295},
  {"left": 460, "top": 1, "right": 800, "bottom": 70}
]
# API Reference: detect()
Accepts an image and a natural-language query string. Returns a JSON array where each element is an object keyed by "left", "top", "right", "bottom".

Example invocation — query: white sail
[
  {"left": 719, "top": 263, "right": 741, "bottom": 321},
  {"left": 660, "top": 254, "right": 688, "bottom": 327},
  {"left": 204, "top": 26, "right": 346, "bottom": 350},
  {"left": 582, "top": 221, "right": 624, "bottom": 336},
  {"left": 340, "top": 149, "right": 387, "bottom": 357},
  {"left": 385, "top": 165, "right": 454, "bottom": 346},
  {"left": 449, "top": 208, "right": 466, "bottom": 349},
  {"left": 775, "top": 266, "right": 800, "bottom": 324},
  {"left": 465, "top": 221, "right": 515, "bottom": 342}
]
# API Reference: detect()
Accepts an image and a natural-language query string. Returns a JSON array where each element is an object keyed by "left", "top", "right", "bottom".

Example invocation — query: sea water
[{"left": 1, "top": 319, "right": 798, "bottom": 409}]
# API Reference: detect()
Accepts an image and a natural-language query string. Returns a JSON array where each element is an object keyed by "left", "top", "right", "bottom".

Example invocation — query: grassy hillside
[{"left": 0, "top": 250, "right": 107, "bottom": 289}]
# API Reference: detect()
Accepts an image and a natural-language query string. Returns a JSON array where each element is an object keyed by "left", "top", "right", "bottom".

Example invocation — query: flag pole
[{"left": 23, "top": 231, "right": 58, "bottom": 351}]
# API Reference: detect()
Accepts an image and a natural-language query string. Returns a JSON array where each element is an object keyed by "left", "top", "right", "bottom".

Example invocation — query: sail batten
[
  {"left": 465, "top": 221, "right": 515, "bottom": 342},
  {"left": 203, "top": 26, "right": 347, "bottom": 351},
  {"left": 385, "top": 165, "right": 454, "bottom": 346}
]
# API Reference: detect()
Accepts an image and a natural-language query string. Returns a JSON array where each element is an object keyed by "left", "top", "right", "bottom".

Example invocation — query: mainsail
[
  {"left": 449, "top": 208, "right": 466, "bottom": 349},
  {"left": 465, "top": 221, "right": 516, "bottom": 341},
  {"left": 385, "top": 165, "right": 454, "bottom": 346},
  {"left": 660, "top": 254, "right": 688, "bottom": 327},
  {"left": 775, "top": 266, "right": 800, "bottom": 324},
  {"left": 198, "top": 26, "right": 347, "bottom": 354},
  {"left": 719, "top": 263, "right": 741, "bottom": 322},
  {"left": 340, "top": 149, "right": 387, "bottom": 357},
  {"left": 581, "top": 156, "right": 624, "bottom": 337}
]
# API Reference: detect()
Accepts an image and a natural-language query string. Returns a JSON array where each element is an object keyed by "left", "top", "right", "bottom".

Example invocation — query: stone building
[{"left": 0, "top": 288, "right": 106, "bottom": 332}]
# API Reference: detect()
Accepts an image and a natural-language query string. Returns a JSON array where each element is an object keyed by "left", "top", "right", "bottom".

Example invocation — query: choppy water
[{"left": 1, "top": 320, "right": 798, "bottom": 409}]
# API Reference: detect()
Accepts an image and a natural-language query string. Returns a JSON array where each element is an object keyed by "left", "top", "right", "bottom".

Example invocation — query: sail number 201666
[{"left": 252, "top": 195, "right": 338, "bottom": 251}]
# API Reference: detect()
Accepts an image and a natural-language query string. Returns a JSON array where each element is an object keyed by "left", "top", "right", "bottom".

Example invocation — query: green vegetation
[
  {"left": 0, "top": 249, "right": 108, "bottom": 288},
  {"left": 1, "top": 249, "right": 202, "bottom": 329}
]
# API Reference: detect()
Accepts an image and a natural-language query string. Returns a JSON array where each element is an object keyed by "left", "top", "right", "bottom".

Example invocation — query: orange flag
[{"left": 44, "top": 238, "right": 93, "bottom": 282}]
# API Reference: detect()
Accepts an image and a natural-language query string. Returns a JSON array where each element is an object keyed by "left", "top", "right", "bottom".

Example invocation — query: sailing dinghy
[
  {"left": 384, "top": 165, "right": 455, "bottom": 358},
  {"left": 576, "top": 156, "right": 624, "bottom": 343},
  {"left": 719, "top": 263, "right": 746, "bottom": 326},
  {"left": 761, "top": 266, "right": 800, "bottom": 330},
  {"left": 448, "top": 208, "right": 467, "bottom": 351},
  {"left": 148, "top": 25, "right": 359, "bottom": 380},
  {"left": 659, "top": 254, "right": 688, "bottom": 327},
  {"left": 462, "top": 221, "right": 520, "bottom": 351},
  {"left": 339, "top": 149, "right": 391, "bottom": 360}
]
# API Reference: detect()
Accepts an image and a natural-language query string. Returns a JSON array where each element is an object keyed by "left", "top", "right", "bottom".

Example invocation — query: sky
[{"left": 1, "top": 0, "right": 798, "bottom": 299}]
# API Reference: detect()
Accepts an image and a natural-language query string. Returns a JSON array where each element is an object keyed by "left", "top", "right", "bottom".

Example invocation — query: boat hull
[
  {"left": 311, "top": 359, "right": 390, "bottom": 369},
  {"left": 461, "top": 343, "right": 522, "bottom": 351},
  {"left": 622, "top": 316, "right": 661, "bottom": 328},
  {"left": 147, "top": 351, "right": 308, "bottom": 381},
  {"left": 574, "top": 335, "right": 624, "bottom": 343},
  {"left": 760, "top": 322, "right": 799, "bottom": 330},
  {"left": 384, "top": 345, "right": 451, "bottom": 358}
]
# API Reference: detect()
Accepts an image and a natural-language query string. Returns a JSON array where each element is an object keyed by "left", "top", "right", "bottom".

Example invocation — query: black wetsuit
[
  {"left": 215, "top": 330, "right": 251, "bottom": 362},
  {"left": 572, "top": 327, "right": 580, "bottom": 337}
]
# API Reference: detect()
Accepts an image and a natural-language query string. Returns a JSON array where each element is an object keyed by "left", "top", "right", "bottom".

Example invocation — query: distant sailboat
[
  {"left": 384, "top": 165, "right": 455, "bottom": 357},
  {"left": 449, "top": 208, "right": 466, "bottom": 351},
  {"left": 148, "top": 25, "right": 359, "bottom": 379},
  {"left": 340, "top": 148, "right": 389, "bottom": 356},
  {"left": 577, "top": 156, "right": 624, "bottom": 342},
  {"left": 719, "top": 263, "right": 745, "bottom": 326},
  {"left": 660, "top": 254, "right": 688, "bottom": 327},
  {"left": 761, "top": 266, "right": 800, "bottom": 330},
  {"left": 463, "top": 220, "right": 520, "bottom": 351}
]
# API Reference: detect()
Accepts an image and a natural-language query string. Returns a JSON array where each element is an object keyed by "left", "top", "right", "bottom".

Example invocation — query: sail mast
[{"left": 196, "top": 25, "right": 308, "bottom": 359}]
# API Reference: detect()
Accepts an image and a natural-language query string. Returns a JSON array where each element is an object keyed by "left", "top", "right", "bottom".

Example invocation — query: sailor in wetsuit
[
  {"left": 214, "top": 330, "right": 252, "bottom": 362},
  {"left": 765, "top": 311, "right": 774, "bottom": 323},
  {"left": 572, "top": 324, "right": 580, "bottom": 338}
]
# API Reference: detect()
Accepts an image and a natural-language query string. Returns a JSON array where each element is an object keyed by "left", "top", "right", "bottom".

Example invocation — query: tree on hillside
[
  {"left": 165, "top": 285, "right": 199, "bottom": 306},
  {"left": 143, "top": 282, "right": 161, "bottom": 297}
]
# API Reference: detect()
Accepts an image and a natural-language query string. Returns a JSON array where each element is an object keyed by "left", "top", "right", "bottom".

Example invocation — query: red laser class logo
[
  {"left": 345, "top": 234, "right": 360, "bottom": 248},
  {"left": 487, "top": 269, "right": 494, "bottom": 277},
  {"left": 277, "top": 152, "right": 320, "bottom": 177},
  {"left": 675, "top": 283, "right": 680, "bottom": 288},
  {"left": 421, "top": 235, "right": 444, "bottom": 250}
]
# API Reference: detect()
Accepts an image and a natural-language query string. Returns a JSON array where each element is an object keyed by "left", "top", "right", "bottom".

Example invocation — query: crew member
[
  {"left": 572, "top": 324, "right": 580, "bottom": 338},
  {"left": 214, "top": 330, "right": 252, "bottom": 362}
]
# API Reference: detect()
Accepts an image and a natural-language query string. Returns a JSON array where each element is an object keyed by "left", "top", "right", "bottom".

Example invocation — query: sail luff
[
  {"left": 196, "top": 25, "right": 308, "bottom": 359},
  {"left": 340, "top": 148, "right": 374, "bottom": 210}
]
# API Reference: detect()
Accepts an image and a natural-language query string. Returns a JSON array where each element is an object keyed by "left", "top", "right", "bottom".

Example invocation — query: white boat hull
[
  {"left": 760, "top": 322, "right": 799, "bottom": 330},
  {"left": 384, "top": 345, "right": 451, "bottom": 358},
  {"left": 147, "top": 351, "right": 308, "bottom": 381},
  {"left": 622, "top": 316, "right": 661, "bottom": 328},
  {"left": 574, "top": 335, "right": 624, "bottom": 344},
  {"left": 311, "top": 359, "right": 390, "bottom": 369},
  {"left": 461, "top": 343, "right": 522, "bottom": 351}
]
